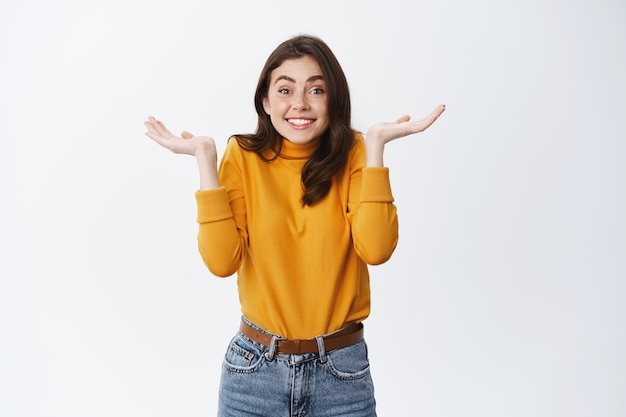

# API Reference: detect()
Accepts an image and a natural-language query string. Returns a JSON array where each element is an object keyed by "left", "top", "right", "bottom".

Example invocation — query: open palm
[
  {"left": 144, "top": 116, "right": 217, "bottom": 158},
  {"left": 368, "top": 104, "right": 446, "bottom": 144}
]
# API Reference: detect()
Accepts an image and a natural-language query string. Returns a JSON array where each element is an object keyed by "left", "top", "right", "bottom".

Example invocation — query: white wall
[{"left": 1, "top": 1, "right": 625, "bottom": 416}]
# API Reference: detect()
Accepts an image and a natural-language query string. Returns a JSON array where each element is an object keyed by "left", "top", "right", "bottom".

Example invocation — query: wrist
[
  {"left": 365, "top": 135, "right": 385, "bottom": 167},
  {"left": 194, "top": 140, "right": 216, "bottom": 159},
  {"left": 194, "top": 141, "right": 219, "bottom": 190}
]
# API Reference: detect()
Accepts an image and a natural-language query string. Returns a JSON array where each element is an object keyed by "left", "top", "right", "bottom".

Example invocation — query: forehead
[{"left": 270, "top": 56, "right": 323, "bottom": 82}]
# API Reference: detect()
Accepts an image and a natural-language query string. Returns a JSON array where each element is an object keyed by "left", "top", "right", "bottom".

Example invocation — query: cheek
[{"left": 315, "top": 100, "right": 329, "bottom": 116}]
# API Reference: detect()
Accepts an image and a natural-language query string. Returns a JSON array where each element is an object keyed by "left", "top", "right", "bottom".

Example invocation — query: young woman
[{"left": 145, "top": 34, "right": 445, "bottom": 417}]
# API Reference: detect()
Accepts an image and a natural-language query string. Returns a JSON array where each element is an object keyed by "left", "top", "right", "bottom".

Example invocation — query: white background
[{"left": 1, "top": 1, "right": 625, "bottom": 416}]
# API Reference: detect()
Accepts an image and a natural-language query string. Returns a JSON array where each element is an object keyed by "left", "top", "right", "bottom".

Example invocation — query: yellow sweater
[{"left": 195, "top": 133, "right": 398, "bottom": 339}]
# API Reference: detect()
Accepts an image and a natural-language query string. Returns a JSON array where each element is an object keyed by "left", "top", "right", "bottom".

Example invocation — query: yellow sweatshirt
[{"left": 195, "top": 133, "right": 398, "bottom": 339}]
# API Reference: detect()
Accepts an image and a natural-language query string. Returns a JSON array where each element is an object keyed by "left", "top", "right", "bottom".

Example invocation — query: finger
[
  {"left": 156, "top": 120, "right": 173, "bottom": 136},
  {"left": 411, "top": 105, "right": 446, "bottom": 130},
  {"left": 181, "top": 130, "right": 194, "bottom": 139},
  {"left": 433, "top": 104, "right": 446, "bottom": 119},
  {"left": 144, "top": 120, "right": 164, "bottom": 137},
  {"left": 395, "top": 115, "right": 411, "bottom": 124},
  {"left": 145, "top": 129, "right": 180, "bottom": 152},
  {"left": 144, "top": 116, "right": 159, "bottom": 130},
  {"left": 145, "top": 117, "right": 166, "bottom": 135},
  {"left": 147, "top": 116, "right": 173, "bottom": 137},
  {"left": 425, "top": 104, "right": 446, "bottom": 126}
]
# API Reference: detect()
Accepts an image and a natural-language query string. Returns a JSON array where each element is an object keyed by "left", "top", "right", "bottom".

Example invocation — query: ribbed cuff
[
  {"left": 195, "top": 187, "right": 233, "bottom": 223},
  {"left": 360, "top": 167, "right": 394, "bottom": 203}
]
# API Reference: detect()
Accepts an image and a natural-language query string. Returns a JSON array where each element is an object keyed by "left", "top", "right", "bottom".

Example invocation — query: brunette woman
[{"left": 145, "top": 34, "right": 445, "bottom": 417}]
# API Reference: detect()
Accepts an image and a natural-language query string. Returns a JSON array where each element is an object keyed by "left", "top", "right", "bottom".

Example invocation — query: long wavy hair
[{"left": 234, "top": 35, "right": 355, "bottom": 206}]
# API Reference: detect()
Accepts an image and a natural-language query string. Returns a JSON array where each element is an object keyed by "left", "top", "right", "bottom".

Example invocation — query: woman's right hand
[
  {"left": 144, "top": 116, "right": 217, "bottom": 159},
  {"left": 144, "top": 116, "right": 220, "bottom": 190}
]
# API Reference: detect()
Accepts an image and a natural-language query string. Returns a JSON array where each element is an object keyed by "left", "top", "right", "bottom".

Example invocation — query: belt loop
[
  {"left": 264, "top": 335, "right": 279, "bottom": 362},
  {"left": 316, "top": 336, "right": 327, "bottom": 363}
]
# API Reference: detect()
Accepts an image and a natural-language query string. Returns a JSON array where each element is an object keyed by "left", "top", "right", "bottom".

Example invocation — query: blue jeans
[{"left": 217, "top": 317, "right": 377, "bottom": 417}]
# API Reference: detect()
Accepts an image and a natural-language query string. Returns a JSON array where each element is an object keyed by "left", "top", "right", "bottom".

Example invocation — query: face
[{"left": 262, "top": 56, "right": 329, "bottom": 145}]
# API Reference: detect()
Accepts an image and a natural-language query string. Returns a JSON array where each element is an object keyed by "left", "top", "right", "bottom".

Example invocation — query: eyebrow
[{"left": 273, "top": 75, "right": 325, "bottom": 85}]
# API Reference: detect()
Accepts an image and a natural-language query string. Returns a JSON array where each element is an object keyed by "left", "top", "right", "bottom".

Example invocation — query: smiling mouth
[{"left": 287, "top": 118, "right": 315, "bottom": 126}]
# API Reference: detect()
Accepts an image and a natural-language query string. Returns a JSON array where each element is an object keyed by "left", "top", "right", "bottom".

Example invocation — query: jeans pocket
[
  {"left": 222, "top": 334, "right": 265, "bottom": 373},
  {"left": 325, "top": 340, "right": 371, "bottom": 381}
]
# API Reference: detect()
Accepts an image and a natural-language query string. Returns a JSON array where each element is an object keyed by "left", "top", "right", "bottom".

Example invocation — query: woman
[{"left": 145, "top": 34, "right": 444, "bottom": 417}]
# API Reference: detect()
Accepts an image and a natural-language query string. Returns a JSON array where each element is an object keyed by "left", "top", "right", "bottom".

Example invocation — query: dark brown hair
[{"left": 234, "top": 35, "right": 355, "bottom": 206}]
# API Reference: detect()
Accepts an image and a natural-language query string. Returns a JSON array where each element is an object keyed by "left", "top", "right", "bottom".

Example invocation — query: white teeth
[{"left": 288, "top": 119, "right": 313, "bottom": 126}]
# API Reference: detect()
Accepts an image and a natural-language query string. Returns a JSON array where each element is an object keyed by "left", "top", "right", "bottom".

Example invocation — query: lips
[{"left": 286, "top": 118, "right": 315, "bottom": 126}]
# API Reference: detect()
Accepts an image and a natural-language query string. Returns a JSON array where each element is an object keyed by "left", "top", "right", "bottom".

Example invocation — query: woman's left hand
[
  {"left": 367, "top": 104, "right": 446, "bottom": 145},
  {"left": 365, "top": 104, "right": 445, "bottom": 167}
]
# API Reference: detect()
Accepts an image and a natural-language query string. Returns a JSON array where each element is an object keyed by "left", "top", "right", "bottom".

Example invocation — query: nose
[{"left": 292, "top": 91, "right": 309, "bottom": 111}]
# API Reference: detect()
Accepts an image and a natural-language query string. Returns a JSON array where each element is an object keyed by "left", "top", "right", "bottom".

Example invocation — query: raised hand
[
  {"left": 144, "top": 116, "right": 217, "bottom": 159},
  {"left": 367, "top": 104, "right": 446, "bottom": 145},
  {"left": 365, "top": 104, "right": 445, "bottom": 167},
  {"left": 144, "top": 116, "right": 220, "bottom": 190}
]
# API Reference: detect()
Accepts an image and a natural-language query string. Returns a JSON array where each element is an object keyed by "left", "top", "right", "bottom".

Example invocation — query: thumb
[
  {"left": 395, "top": 115, "right": 411, "bottom": 123},
  {"left": 181, "top": 130, "right": 195, "bottom": 139}
]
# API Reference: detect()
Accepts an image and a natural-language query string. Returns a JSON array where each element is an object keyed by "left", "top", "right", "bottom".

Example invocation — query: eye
[
  {"left": 310, "top": 87, "right": 325, "bottom": 95},
  {"left": 278, "top": 87, "right": 291, "bottom": 95}
]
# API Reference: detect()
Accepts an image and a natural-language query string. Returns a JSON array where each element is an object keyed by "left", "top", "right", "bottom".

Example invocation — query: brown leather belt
[{"left": 239, "top": 320, "right": 364, "bottom": 355}]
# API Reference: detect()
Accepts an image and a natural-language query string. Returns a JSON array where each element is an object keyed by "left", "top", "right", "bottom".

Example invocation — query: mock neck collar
[{"left": 279, "top": 138, "right": 320, "bottom": 160}]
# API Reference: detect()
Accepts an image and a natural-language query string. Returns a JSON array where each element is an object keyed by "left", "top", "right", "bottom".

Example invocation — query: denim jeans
[{"left": 217, "top": 317, "right": 377, "bottom": 417}]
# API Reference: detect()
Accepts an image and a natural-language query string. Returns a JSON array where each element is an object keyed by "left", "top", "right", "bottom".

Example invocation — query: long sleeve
[
  {"left": 350, "top": 167, "right": 399, "bottom": 264},
  {"left": 346, "top": 136, "right": 399, "bottom": 265},
  {"left": 195, "top": 141, "right": 248, "bottom": 277}
]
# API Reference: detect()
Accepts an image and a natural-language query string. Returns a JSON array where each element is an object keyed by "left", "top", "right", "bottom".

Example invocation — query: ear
[{"left": 262, "top": 97, "right": 270, "bottom": 115}]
